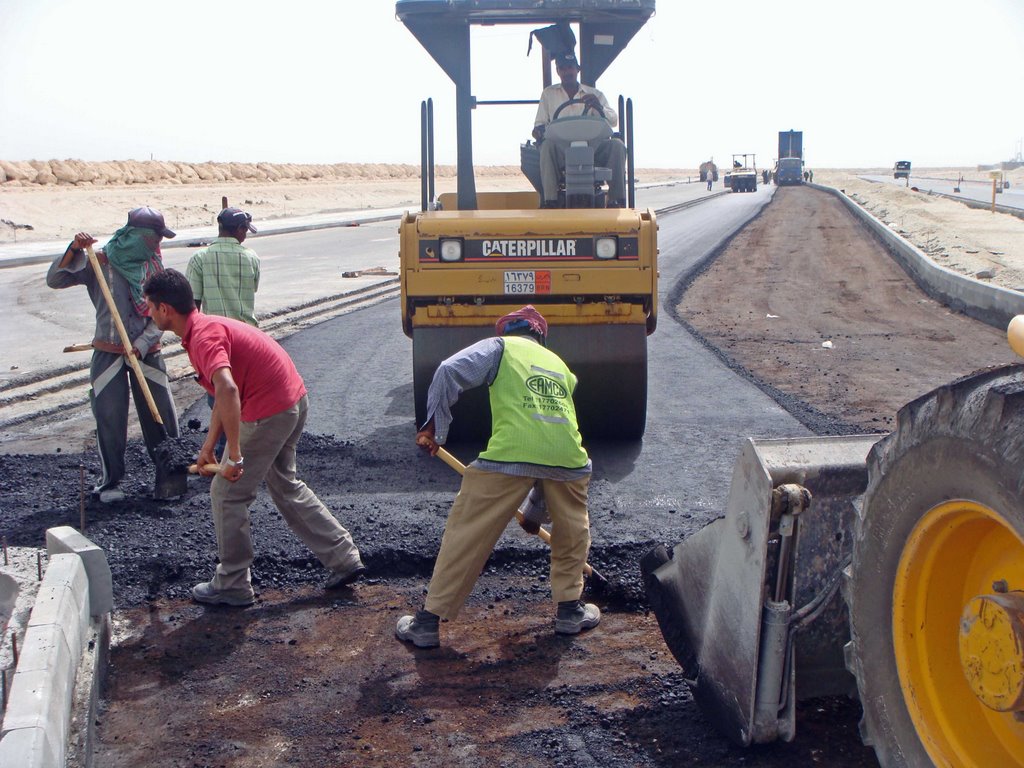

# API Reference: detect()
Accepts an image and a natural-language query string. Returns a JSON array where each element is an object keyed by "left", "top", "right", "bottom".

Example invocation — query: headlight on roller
[
  {"left": 595, "top": 237, "right": 618, "bottom": 260},
  {"left": 440, "top": 238, "right": 464, "bottom": 262}
]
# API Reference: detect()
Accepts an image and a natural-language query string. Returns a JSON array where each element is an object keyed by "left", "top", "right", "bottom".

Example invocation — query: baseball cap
[
  {"left": 553, "top": 50, "right": 579, "bottom": 68},
  {"left": 217, "top": 207, "right": 258, "bottom": 234},
  {"left": 126, "top": 206, "right": 175, "bottom": 238},
  {"left": 496, "top": 305, "right": 548, "bottom": 339}
]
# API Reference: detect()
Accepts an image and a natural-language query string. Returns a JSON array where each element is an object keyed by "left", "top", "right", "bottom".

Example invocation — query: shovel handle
[
  {"left": 188, "top": 463, "right": 222, "bottom": 474},
  {"left": 84, "top": 245, "right": 164, "bottom": 426},
  {"left": 433, "top": 447, "right": 593, "bottom": 576}
]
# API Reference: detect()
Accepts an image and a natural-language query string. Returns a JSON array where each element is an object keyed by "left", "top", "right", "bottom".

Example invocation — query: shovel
[
  {"left": 85, "top": 245, "right": 190, "bottom": 499},
  {"left": 431, "top": 445, "right": 608, "bottom": 588}
]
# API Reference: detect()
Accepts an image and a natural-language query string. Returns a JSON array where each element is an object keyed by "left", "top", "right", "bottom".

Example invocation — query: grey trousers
[
  {"left": 540, "top": 136, "right": 626, "bottom": 204},
  {"left": 90, "top": 350, "right": 178, "bottom": 491},
  {"left": 208, "top": 395, "right": 362, "bottom": 593}
]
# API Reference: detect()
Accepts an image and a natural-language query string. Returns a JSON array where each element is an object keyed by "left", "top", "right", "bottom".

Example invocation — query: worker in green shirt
[
  {"left": 186, "top": 207, "right": 261, "bottom": 456},
  {"left": 186, "top": 207, "right": 260, "bottom": 326}
]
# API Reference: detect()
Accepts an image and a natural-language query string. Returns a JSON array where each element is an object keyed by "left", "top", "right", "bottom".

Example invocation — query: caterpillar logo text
[
  {"left": 526, "top": 375, "right": 568, "bottom": 399},
  {"left": 484, "top": 239, "right": 577, "bottom": 258}
]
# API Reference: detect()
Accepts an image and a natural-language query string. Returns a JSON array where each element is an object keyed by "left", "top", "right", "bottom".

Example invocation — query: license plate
[{"left": 503, "top": 270, "right": 550, "bottom": 295}]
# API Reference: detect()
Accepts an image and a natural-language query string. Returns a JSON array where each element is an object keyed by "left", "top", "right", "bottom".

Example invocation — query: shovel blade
[
  {"left": 152, "top": 435, "right": 194, "bottom": 499},
  {"left": 154, "top": 463, "right": 188, "bottom": 499}
]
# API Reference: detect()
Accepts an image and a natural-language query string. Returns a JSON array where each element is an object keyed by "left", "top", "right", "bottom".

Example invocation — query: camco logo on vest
[{"left": 526, "top": 375, "right": 568, "bottom": 399}]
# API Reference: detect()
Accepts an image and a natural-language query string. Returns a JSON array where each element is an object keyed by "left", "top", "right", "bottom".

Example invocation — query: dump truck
[
  {"left": 643, "top": 321, "right": 1024, "bottom": 765},
  {"left": 396, "top": 0, "right": 658, "bottom": 441},
  {"left": 775, "top": 130, "right": 804, "bottom": 186},
  {"left": 728, "top": 153, "right": 758, "bottom": 192},
  {"left": 699, "top": 160, "right": 719, "bottom": 183},
  {"left": 894, "top": 160, "right": 912, "bottom": 179}
]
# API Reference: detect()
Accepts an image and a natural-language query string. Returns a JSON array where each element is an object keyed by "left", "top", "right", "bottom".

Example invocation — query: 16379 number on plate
[{"left": 503, "top": 270, "right": 551, "bottom": 295}]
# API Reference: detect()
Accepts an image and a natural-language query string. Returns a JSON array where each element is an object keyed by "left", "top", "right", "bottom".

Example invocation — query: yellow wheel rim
[{"left": 894, "top": 500, "right": 1024, "bottom": 767}]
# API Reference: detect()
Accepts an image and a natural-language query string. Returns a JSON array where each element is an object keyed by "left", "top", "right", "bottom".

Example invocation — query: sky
[{"left": 1, "top": 0, "right": 1022, "bottom": 170}]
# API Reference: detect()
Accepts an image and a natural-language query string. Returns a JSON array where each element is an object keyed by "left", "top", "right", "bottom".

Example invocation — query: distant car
[{"left": 894, "top": 160, "right": 911, "bottom": 179}]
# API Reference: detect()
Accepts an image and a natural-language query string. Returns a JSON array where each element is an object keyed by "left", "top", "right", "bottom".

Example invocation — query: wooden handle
[
  {"left": 85, "top": 245, "right": 163, "bottom": 425},
  {"left": 188, "top": 463, "right": 222, "bottom": 474},
  {"left": 63, "top": 343, "right": 93, "bottom": 353},
  {"left": 433, "top": 447, "right": 592, "bottom": 576}
]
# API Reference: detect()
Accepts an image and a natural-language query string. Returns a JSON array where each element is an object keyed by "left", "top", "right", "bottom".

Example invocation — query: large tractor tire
[{"left": 846, "top": 365, "right": 1024, "bottom": 767}]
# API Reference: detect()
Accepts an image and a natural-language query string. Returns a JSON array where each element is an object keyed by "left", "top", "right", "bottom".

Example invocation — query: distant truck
[
  {"left": 699, "top": 161, "right": 718, "bottom": 183},
  {"left": 775, "top": 130, "right": 804, "bottom": 185},
  {"left": 894, "top": 160, "right": 911, "bottom": 179}
]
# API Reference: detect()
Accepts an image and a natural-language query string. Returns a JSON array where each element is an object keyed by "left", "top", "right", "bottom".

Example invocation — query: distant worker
[
  {"left": 808, "top": 169, "right": 813, "bottom": 183},
  {"left": 186, "top": 207, "right": 261, "bottom": 457},
  {"left": 142, "top": 269, "right": 366, "bottom": 607},
  {"left": 706, "top": 171, "right": 713, "bottom": 191},
  {"left": 46, "top": 207, "right": 179, "bottom": 503},
  {"left": 397, "top": 305, "right": 598, "bottom": 648},
  {"left": 186, "top": 207, "right": 261, "bottom": 326},
  {"left": 533, "top": 50, "right": 626, "bottom": 209},
  {"left": 762, "top": 169, "right": 768, "bottom": 185},
  {"left": 804, "top": 171, "right": 809, "bottom": 182}
]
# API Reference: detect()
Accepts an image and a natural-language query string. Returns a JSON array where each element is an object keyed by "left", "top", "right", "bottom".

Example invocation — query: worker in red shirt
[{"left": 143, "top": 269, "right": 365, "bottom": 606}]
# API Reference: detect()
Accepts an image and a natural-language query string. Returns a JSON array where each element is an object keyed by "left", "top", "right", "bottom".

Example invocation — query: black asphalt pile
[{"left": 0, "top": 431, "right": 650, "bottom": 610}]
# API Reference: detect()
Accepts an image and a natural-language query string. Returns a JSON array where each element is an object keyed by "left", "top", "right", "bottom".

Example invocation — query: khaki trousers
[
  {"left": 424, "top": 466, "right": 591, "bottom": 620},
  {"left": 209, "top": 395, "right": 361, "bottom": 593}
]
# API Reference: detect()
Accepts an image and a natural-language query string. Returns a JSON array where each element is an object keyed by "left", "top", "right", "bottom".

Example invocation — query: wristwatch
[{"left": 225, "top": 456, "right": 244, "bottom": 468}]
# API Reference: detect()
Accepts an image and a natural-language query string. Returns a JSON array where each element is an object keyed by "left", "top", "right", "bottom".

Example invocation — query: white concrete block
[
  {"left": 2, "top": 668, "right": 68, "bottom": 765},
  {"left": 26, "top": 555, "right": 88, "bottom": 658},
  {"left": 14, "top": 624, "right": 75, "bottom": 705},
  {"left": 45, "top": 527, "right": 113, "bottom": 616},
  {"left": 0, "top": 727, "right": 58, "bottom": 768}
]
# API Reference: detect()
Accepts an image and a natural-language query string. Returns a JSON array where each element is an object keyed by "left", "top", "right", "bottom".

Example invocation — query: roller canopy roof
[{"left": 396, "top": 0, "right": 656, "bottom": 84}]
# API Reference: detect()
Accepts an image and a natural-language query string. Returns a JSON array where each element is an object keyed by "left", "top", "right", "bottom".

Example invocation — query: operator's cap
[
  {"left": 553, "top": 50, "right": 579, "bottom": 68},
  {"left": 217, "top": 207, "right": 258, "bottom": 234},
  {"left": 127, "top": 206, "right": 175, "bottom": 238},
  {"left": 496, "top": 305, "right": 548, "bottom": 339}
]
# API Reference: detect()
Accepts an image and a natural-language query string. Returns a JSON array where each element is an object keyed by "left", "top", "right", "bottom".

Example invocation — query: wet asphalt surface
[{"left": 0, "top": 187, "right": 886, "bottom": 765}]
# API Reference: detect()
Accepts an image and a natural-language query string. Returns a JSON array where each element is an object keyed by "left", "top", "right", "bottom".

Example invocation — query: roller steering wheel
[{"left": 552, "top": 97, "right": 602, "bottom": 121}]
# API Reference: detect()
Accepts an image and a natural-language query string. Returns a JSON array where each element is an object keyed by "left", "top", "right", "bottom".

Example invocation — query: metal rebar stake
[
  {"left": 36, "top": 552, "right": 41, "bottom": 581},
  {"left": 79, "top": 464, "right": 86, "bottom": 531},
  {"left": 10, "top": 632, "right": 16, "bottom": 666}
]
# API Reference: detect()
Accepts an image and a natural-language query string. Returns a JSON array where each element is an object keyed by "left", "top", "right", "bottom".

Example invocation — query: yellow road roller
[{"left": 396, "top": 0, "right": 658, "bottom": 441}]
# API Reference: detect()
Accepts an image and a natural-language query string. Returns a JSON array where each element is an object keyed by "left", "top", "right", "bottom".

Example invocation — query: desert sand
[{"left": 2, "top": 159, "right": 1022, "bottom": 293}]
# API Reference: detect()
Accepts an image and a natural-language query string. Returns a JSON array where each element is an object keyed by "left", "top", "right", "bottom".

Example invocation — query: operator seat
[{"left": 520, "top": 115, "right": 614, "bottom": 209}]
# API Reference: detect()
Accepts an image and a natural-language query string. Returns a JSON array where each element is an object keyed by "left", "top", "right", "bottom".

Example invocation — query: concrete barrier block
[
  {"left": 0, "top": 727, "right": 58, "bottom": 768},
  {"left": 1, "top": 668, "right": 68, "bottom": 764},
  {"left": 26, "top": 555, "right": 88, "bottom": 659},
  {"left": 45, "top": 527, "right": 113, "bottom": 617},
  {"left": 14, "top": 623, "right": 75, "bottom": 704}
]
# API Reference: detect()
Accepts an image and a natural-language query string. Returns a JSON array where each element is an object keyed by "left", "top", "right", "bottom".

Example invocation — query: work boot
[
  {"left": 395, "top": 610, "right": 440, "bottom": 648},
  {"left": 325, "top": 561, "right": 367, "bottom": 590},
  {"left": 191, "top": 581, "right": 255, "bottom": 607},
  {"left": 554, "top": 600, "right": 601, "bottom": 635}
]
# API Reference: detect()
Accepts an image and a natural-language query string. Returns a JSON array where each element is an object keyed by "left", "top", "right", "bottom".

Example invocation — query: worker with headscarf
[
  {"left": 397, "top": 306, "right": 598, "bottom": 648},
  {"left": 46, "top": 207, "right": 179, "bottom": 503}
]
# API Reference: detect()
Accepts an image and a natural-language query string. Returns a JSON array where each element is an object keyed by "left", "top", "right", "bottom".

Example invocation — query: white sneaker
[{"left": 98, "top": 487, "right": 125, "bottom": 504}]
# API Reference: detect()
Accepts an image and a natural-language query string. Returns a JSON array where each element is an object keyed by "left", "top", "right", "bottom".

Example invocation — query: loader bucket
[{"left": 641, "top": 434, "right": 881, "bottom": 746}]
